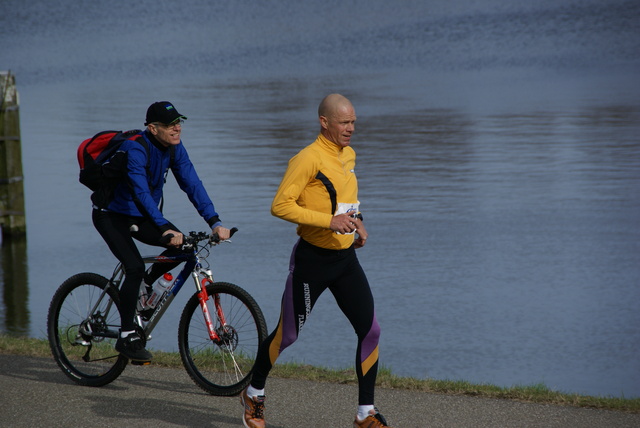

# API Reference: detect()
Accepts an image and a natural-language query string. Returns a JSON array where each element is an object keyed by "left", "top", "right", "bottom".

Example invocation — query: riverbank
[
  {"left": 3, "top": 354, "right": 640, "bottom": 428},
  {"left": 1, "top": 335, "right": 638, "bottom": 414}
]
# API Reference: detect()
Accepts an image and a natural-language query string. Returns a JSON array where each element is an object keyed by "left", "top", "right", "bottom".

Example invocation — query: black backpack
[{"left": 77, "top": 129, "right": 173, "bottom": 208}]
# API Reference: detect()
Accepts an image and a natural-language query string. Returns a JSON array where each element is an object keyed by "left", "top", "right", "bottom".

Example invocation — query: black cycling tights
[
  {"left": 92, "top": 209, "right": 183, "bottom": 331},
  {"left": 251, "top": 238, "right": 381, "bottom": 405}
]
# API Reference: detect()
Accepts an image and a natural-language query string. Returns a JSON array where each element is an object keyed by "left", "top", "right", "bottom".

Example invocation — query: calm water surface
[{"left": 1, "top": 0, "right": 639, "bottom": 398}]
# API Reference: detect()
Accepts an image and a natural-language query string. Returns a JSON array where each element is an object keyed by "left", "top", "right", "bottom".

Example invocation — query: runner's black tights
[{"left": 251, "top": 238, "right": 381, "bottom": 405}]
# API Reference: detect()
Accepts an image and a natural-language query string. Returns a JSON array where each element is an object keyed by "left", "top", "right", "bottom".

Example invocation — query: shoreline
[{"left": 1, "top": 334, "right": 638, "bottom": 414}]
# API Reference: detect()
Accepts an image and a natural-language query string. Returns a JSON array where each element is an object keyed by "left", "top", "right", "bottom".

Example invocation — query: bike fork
[{"left": 197, "top": 278, "right": 225, "bottom": 342}]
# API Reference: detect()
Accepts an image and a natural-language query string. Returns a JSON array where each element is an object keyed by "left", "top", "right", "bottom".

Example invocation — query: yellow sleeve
[{"left": 271, "top": 148, "right": 333, "bottom": 229}]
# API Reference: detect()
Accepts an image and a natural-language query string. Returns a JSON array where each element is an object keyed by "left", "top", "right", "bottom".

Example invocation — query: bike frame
[{"left": 103, "top": 240, "right": 225, "bottom": 344}]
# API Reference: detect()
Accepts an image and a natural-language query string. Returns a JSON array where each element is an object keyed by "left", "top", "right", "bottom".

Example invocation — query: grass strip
[{"left": 2, "top": 334, "right": 638, "bottom": 413}]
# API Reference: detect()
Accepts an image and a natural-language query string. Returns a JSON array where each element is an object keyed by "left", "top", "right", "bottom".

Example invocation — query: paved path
[{"left": 0, "top": 355, "right": 638, "bottom": 427}]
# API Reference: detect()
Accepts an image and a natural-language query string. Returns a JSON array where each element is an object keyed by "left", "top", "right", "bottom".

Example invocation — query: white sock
[
  {"left": 121, "top": 330, "right": 135, "bottom": 338},
  {"left": 247, "top": 385, "right": 265, "bottom": 398},
  {"left": 357, "top": 405, "right": 375, "bottom": 421}
]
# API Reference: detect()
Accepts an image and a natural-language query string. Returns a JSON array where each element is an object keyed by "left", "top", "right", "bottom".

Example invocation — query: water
[{"left": 1, "top": 0, "right": 639, "bottom": 398}]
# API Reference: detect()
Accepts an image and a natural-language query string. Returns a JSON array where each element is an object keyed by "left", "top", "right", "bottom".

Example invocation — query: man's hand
[
  {"left": 162, "top": 229, "right": 184, "bottom": 247},
  {"left": 212, "top": 225, "right": 231, "bottom": 241},
  {"left": 353, "top": 218, "right": 368, "bottom": 248},
  {"left": 330, "top": 213, "right": 358, "bottom": 234},
  {"left": 329, "top": 214, "right": 368, "bottom": 247}
]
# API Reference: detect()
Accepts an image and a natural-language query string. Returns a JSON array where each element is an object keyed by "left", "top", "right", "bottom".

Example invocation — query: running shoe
[
  {"left": 240, "top": 387, "right": 265, "bottom": 428},
  {"left": 354, "top": 407, "right": 393, "bottom": 427}
]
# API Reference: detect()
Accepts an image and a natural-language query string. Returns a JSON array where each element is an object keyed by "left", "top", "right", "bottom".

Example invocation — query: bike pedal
[{"left": 130, "top": 360, "right": 151, "bottom": 366}]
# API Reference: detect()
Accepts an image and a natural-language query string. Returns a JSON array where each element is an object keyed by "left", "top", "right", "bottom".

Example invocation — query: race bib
[{"left": 335, "top": 202, "right": 360, "bottom": 235}]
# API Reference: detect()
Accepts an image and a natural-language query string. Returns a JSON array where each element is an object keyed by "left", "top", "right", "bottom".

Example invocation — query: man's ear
[{"left": 319, "top": 115, "right": 329, "bottom": 130}]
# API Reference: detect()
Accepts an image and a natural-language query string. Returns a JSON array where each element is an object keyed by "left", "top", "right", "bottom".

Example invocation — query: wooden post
[
  {"left": 0, "top": 71, "right": 26, "bottom": 240},
  {"left": 1, "top": 237, "right": 29, "bottom": 334}
]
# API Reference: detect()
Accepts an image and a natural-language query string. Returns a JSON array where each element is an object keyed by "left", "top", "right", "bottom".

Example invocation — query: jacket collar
[
  {"left": 143, "top": 129, "right": 171, "bottom": 152},
  {"left": 316, "top": 133, "right": 343, "bottom": 154}
]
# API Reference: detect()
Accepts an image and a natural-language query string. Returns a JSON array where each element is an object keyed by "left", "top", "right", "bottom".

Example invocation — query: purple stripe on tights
[
  {"left": 280, "top": 239, "right": 300, "bottom": 351},
  {"left": 360, "top": 312, "right": 381, "bottom": 362}
]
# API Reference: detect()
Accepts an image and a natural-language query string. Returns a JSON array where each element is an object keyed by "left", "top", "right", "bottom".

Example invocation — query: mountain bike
[{"left": 47, "top": 227, "right": 268, "bottom": 396}]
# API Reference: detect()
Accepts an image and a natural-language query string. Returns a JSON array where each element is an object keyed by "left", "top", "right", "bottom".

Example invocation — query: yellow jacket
[{"left": 271, "top": 134, "right": 360, "bottom": 250}]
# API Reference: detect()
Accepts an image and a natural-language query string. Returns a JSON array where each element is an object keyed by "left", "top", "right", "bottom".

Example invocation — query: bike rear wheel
[
  {"left": 178, "top": 281, "right": 268, "bottom": 396},
  {"left": 47, "top": 272, "right": 128, "bottom": 386}
]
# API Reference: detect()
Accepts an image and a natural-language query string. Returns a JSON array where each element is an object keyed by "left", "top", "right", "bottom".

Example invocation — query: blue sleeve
[
  {"left": 125, "top": 141, "right": 171, "bottom": 229},
  {"left": 170, "top": 144, "right": 221, "bottom": 227}
]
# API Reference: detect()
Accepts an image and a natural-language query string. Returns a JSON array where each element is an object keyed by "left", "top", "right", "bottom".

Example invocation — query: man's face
[
  {"left": 150, "top": 120, "right": 183, "bottom": 146},
  {"left": 321, "top": 104, "right": 356, "bottom": 148}
]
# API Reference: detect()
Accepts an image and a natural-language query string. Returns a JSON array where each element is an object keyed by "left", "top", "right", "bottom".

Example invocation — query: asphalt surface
[{"left": 0, "top": 354, "right": 638, "bottom": 428}]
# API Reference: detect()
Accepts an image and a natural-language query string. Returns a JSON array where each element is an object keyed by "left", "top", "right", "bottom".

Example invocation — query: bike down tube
[
  {"left": 142, "top": 292, "right": 176, "bottom": 336},
  {"left": 140, "top": 257, "right": 196, "bottom": 335}
]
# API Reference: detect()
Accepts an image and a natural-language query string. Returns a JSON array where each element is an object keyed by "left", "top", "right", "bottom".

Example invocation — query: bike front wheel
[
  {"left": 178, "top": 281, "right": 268, "bottom": 396},
  {"left": 47, "top": 272, "right": 128, "bottom": 387}
]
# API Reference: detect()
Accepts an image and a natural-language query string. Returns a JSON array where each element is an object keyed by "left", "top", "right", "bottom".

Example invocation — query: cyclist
[
  {"left": 91, "top": 101, "right": 230, "bottom": 363},
  {"left": 240, "top": 94, "right": 393, "bottom": 427}
]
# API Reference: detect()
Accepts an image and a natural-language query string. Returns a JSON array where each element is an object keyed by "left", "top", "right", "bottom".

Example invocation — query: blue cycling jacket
[{"left": 104, "top": 130, "right": 220, "bottom": 232}]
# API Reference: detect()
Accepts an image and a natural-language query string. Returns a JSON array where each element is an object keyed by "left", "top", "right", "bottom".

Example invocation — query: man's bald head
[{"left": 318, "top": 94, "right": 353, "bottom": 119}]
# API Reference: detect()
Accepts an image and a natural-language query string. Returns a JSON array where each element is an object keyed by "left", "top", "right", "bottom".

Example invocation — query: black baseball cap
[{"left": 145, "top": 101, "right": 187, "bottom": 125}]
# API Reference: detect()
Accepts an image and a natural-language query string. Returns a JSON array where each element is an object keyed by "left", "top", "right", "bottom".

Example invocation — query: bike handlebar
[{"left": 159, "top": 227, "right": 238, "bottom": 247}]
